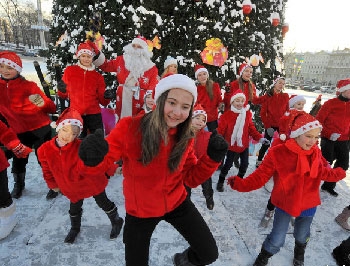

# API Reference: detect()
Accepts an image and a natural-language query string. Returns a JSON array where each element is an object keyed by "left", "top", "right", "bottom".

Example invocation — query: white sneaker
[
  {"left": 259, "top": 208, "right": 275, "bottom": 228},
  {"left": 0, "top": 202, "right": 17, "bottom": 239}
]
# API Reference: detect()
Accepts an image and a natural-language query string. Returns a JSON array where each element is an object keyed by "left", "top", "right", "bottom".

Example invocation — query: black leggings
[
  {"left": 0, "top": 169, "right": 12, "bottom": 208},
  {"left": 69, "top": 190, "right": 115, "bottom": 216},
  {"left": 257, "top": 127, "right": 278, "bottom": 161},
  {"left": 123, "top": 198, "right": 218, "bottom": 266}
]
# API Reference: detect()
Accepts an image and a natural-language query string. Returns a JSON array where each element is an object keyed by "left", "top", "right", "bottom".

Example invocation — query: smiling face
[
  {"left": 231, "top": 96, "right": 245, "bottom": 110},
  {"left": 197, "top": 71, "right": 208, "bottom": 85},
  {"left": 191, "top": 114, "right": 206, "bottom": 132},
  {"left": 0, "top": 63, "right": 19, "bottom": 79},
  {"left": 79, "top": 53, "right": 93, "bottom": 67},
  {"left": 294, "top": 128, "right": 321, "bottom": 150},
  {"left": 241, "top": 67, "right": 253, "bottom": 81},
  {"left": 341, "top": 89, "right": 350, "bottom": 99},
  {"left": 273, "top": 79, "right": 285, "bottom": 93},
  {"left": 163, "top": 88, "right": 193, "bottom": 128},
  {"left": 56, "top": 125, "right": 80, "bottom": 147},
  {"left": 292, "top": 100, "right": 306, "bottom": 111},
  {"left": 167, "top": 64, "right": 178, "bottom": 74}
]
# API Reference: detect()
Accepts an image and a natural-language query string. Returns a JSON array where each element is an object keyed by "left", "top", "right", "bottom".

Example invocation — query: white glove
[
  {"left": 330, "top": 133, "right": 341, "bottom": 141},
  {"left": 259, "top": 138, "right": 271, "bottom": 145}
]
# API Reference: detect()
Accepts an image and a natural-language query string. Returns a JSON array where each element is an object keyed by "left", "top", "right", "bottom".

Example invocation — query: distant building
[{"left": 284, "top": 48, "right": 350, "bottom": 86}]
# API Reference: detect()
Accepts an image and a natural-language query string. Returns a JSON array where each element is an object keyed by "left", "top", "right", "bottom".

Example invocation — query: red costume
[
  {"left": 223, "top": 79, "right": 257, "bottom": 110},
  {"left": 59, "top": 64, "right": 110, "bottom": 115},
  {"left": 196, "top": 82, "right": 222, "bottom": 123},
  {"left": 0, "top": 77, "right": 56, "bottom": 134},
  {"left": 0, "top": 121, "right": 19, "bottom": 172},
  {"left": 105, "top": 115, "right": 219, "bottom": 218},
  {"left": 38, "top": 138, "right": 110, "bottom": 203}
]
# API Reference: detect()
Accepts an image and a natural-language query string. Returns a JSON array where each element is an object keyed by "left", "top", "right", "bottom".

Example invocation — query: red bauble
[
  {"left": 282, "top": 23, "right": 289, "bottom": 37},
  {"left": 242, "top": 0, "right": 253, "bottom": 15}
]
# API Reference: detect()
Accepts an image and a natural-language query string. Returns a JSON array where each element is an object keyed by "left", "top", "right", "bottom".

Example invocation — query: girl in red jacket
[
  {"left": 216, "top": 91, "right": 269, "bottom": 192},
  {"left": 57, "top": 42, "right": 110, "bottom": 138},
  {"left": 0, "top": 121, "right": 32, "bottom": 239},
  {"left": 0, "top": 51, "right": 57, "bottom": 199},
  {"left": 37, "top": 108, "right": 123, "bottom": 244},
  {"left": 227, "top": 111, "right": 346, "bottom": 266},
  {"left": 194, "top": 64, "right": 223, "bottom": 131},
  {"left": 186, "top": 104, "right": 215, "bottom": 210},
  {"left": 78, "top": 74, "right": 228, "bottom": 266},
  {"left": 253, "top": 76, "right": 289, "bottom": 168}
]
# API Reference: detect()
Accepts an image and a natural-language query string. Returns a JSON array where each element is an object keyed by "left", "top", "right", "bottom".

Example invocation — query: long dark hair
[
  {"left": 238, "top": 76, "right": 254, "bottom": 101},
  {"left": 140, "top": 90, "right": 194, "bottom": 172}
]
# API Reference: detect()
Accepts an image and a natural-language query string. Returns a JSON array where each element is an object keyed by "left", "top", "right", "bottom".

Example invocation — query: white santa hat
[
  {"left": 337, "top": 78, "right": 350, "bottom": 93},
  {"left": 131, "top": 36, "right": 149, "bottom": 51},
  {"left": 289, "top": 111, "right": 322, "bottom": 139},
  {"left": 164, "top": 56, "right": 178, "bottom": 69},
  {"left": 192, "top": 104, "right": 207, "bottom": 122},
  {"left": 52, "top": 108, "right": 83, "bottom": 133},
  {"left": 230, "top": 91, "right": 246, "bottom": 104},
  {"left": 0, "top": 51, "right": 22, "bottom": 73},
  {"left": 154, "top": 74, "right": 197, "bottom": 104},
  {"left": 76, "top": 42, "right": 95, "bottom": 58},
  {"left": 289, "top": 94, "right": 306, "bottom": 109}
]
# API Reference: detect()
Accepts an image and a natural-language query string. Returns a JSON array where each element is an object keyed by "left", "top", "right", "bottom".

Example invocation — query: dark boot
[
  {"left": 237, "top": 171, "right": 245, "bottom": 178},
  {"left": 205, "top": 195, "right": 214, "bottom": 210},
  {"left": 216, "top": 182, "right": 224, "bottom": 192},
  {"left": 173, "top": 249, "right": 195, "bottom": 266},
  {"left": 106, "top": 206, "right": 124, "bottom": 239},
  {"left": 332, "top": 238, "right": 350, "bottom": 266},
  {"left": 11, "top": 172, "right": 25, "bottom": 199},
  {"left": 253, "top": 248, "right": 273, "bottom": 266},
  {"left": 64, "top": 210, "right": 82, "bottom": 244},
  {"left": 293, "top": 241, "right": 307, "bottom": 266}
]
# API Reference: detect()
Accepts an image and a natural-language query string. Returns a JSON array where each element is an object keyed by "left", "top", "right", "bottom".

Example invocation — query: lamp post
[{"left": 36, "top": 0, "right": 46, "bottom": 49}]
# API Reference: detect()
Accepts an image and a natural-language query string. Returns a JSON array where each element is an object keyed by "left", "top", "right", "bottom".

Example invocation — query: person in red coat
[
  {"left": 216, "top": 91, "right": 269, "bottom": 192},
  {"left": 0, "top": 51, "right": 57, "bottom": 199},
  {"left": 194, "top": 64, "right": 223, "bottom": 131},
  {"left": 79, "top": 74, "right": 228, "bottom": 266},
  {"left": 317, "top": 78, "right": 350, "bottom": 198},
  {"left": 37, "top": 108, "right": 123, "bottom": 244},
  {"left": 89, "top": 36, "right": 159, "bottom": 121},
  {"left": 0, "top": 121, "right": 32, "bottom": 239},
  {"left": 223, "top": 62, "right": 257, "bottom": 110},
  {"left": 227, "top": 111, "right": 346, "bottom": 266},
  {"left": 57, "top": 42, "right": 110, "bottom": 138},
  {"left": 253, "top": 76, "right": 289, "bottom": 168},
  {"left": 185, "top": 104, "right": 215, "bottom": 210}
]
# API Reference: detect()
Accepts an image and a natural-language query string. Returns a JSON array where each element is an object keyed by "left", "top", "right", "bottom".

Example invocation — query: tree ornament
[
  {"left": 271, "top": 12, "right": 280, "bottom": 27},
  {"left": 242, "top": 0, "right": 253, "bottom": 15},
  {"left": 282, "top": 23, "right": 289, "bottom": 37},
  {"left": 200, "top": 38, "right": 228, "bottom": 67}
]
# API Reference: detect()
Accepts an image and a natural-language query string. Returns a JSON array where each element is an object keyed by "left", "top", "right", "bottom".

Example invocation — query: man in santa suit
[{"left": 88, "top": 37, "right": 158, "bottom": 121}]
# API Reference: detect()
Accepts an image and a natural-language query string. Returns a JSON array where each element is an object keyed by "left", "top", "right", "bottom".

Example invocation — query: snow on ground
[{"left": 1, "top": 59, "right": 348, "bottom": 265}]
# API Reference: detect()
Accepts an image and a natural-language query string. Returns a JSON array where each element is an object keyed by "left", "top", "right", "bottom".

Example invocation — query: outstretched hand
[
  {"left": 86, "top": 40, "right": 100, "bottom": 56},
  {"left": 12, "top": 143, "right": 32, "bottom": 158},
  {"left": 207, "top": 130, "right": 228, "bottom": 163},
  {"left": 79, "top": 129, "right": 108, "bottom": 166}
]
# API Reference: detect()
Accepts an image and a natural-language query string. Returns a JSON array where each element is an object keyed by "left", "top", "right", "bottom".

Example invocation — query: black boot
[
  {"left": 293, "top": 241, "right": 307, "bottom": 266},
  {"left": 173, "top": 249, "right": 195, "bottom": 266},
  {"left": 64, "top": 210, "right": 82, "bottom": 244},
  {"left": 332, "top": 238, "right": 350, "bottom": 266},
  {"left": 253, "top": 248, "right": 273, "bottom": 266},
  {"left": 205, "top": 195, "right": 214, "bottom": 210},
  {"left": 11, "top": 172, "right": 25, "bottom": 199},
  {"left": 216, "top": 182, "right": 224, "bottom": 192},
  {"left": 106, "top": 206, "right": 124, "bottom": 239}
]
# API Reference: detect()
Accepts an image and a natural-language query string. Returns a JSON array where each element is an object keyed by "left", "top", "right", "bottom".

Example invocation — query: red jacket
[
  {"left": 0, "top": 77, "right": 56, "bottom": 133},
  {"left": 217, "top": 108, "right": 262, "bottom": 153},
  {"left": 196, "top": 82, "right": 222, "bottom": 122},
  {"left": 98, "top": 55, "right": 158, "bottom": 119},
  {"left": 232, "top": 139, "right": 346, "bottom": 217},
  {"left": 223, "top": 79, "right": 257, "bottom": 110},
  {"left": 253, "top": 92, "right": 289, "bottom": 128},
  {"left": 59, "top": 64, "right": 110, "bottom": 115},
  {"left": 37, "top": 137, "right": 110, "bottom": 203},
  {"left": 316, "top": 97, "right": 350, "bottom": 141},
  {"left": 194, "top": 129, "right": 211, "bottom": 158},
  {"left": 0, "top": 121, "right": 20, "bottom": 172},
  {"left": 105, "top": 115, "right": 219, "bottom": 218}
]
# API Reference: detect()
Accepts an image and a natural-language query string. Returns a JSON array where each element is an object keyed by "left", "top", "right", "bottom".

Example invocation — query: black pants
[
  {"left": 0, "top": 169, "right": 12, "bottom": 208},
  {"left": 12, "top": 125, "right": 52, "bottom": 173},
  {"left": 69, "top": 190, "right": 115, "bottom": 216},
  {"left": 80, "top": 113, "right": 103, "bottom": 139},
  {"left": 123, "top": 198, "right": 218, "bottom": 266},
  {"left": 257, "top": 127, "right": 278, "bottom": 161},
  {"left": 320, "top": 138, "right": 350, "bottom": 190},
  {"left": 185, "top": 178, "right": 213, "bottom": 200},
  {"left": 219, "top": 149, "right": 249, "bottom": 182}
]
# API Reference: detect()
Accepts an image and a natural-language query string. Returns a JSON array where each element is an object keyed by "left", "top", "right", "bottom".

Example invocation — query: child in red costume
[
  {"left": 0, "top": 51, "right": 57, "bottom": 199},
  {"left": 253, "top": 76, "right": 289, "bottom": 168},
  {"left": 0, "top": 121, "right": 32, "bottom": 239},
  {"left": 216, "top": 91, "right": 269, "bottom": 192},
  {"left": 227, "top": 111, "right": 346, "bottom": 266},
  {"left": 37, "top": 108, "right": 123, "bottom": 244},
  {"left": 186, "top": 104, "right": 215, "bottom": 210},
  {"left": 79, "top": 74, "right": 228, "bottom": 266},
  {"left": 161, "top": 56, "right": 178, "bottom": 78},
  {"left": 223, "top": 62, "right": 257, "bottom": 110},
  {"left": 194, "top": 64, "right": 223, "bottom": 131},
  {"left": 57, "top": 42, "right": 110, "bottom": 138}
]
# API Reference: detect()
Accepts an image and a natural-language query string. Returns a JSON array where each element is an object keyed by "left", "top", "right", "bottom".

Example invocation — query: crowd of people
[{"left": 0, "top": 35, "right": 349, "bottom": 266}]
